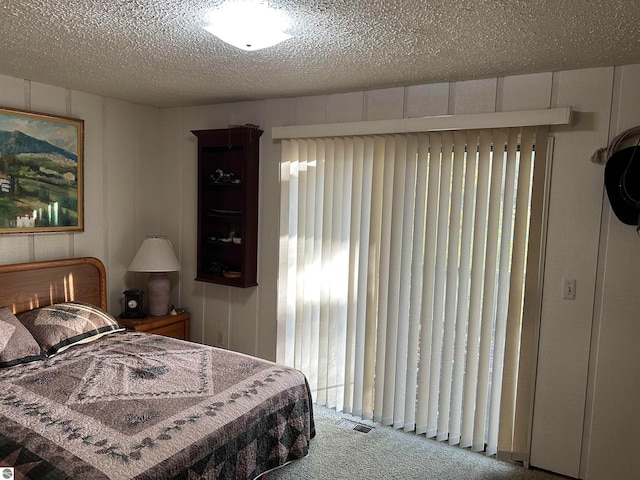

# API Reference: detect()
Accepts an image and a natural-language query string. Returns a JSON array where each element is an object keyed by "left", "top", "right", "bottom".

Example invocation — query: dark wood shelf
[
  {"left": 204, "top": 239, "right": 243, "bottom": 247},
  {"left": 205, "top": 181, "right": 243, "bottom": 188},
  {"left": 193, "top": 126, "right": 262, "bottom": 288},
  {"left": 195, "top": 273, "right": 257, "bottom": 288},
  {"left": 207, "top": 209, "right": 243, "bottom": 217}
]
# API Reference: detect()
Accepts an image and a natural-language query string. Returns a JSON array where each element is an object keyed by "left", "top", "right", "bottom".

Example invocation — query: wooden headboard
[{"left": 0, "top": 257, "right": 107, "bottom": 314}]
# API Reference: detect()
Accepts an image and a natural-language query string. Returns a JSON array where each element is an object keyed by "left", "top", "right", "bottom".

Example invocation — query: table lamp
[{"left": 128, "top": 235, "right": 181, "bottom": 316}]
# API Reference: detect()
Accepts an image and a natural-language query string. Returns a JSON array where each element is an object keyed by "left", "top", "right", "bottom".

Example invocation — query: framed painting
[{"left": 0, "top": 106, "right": 84, "bottom": 234}]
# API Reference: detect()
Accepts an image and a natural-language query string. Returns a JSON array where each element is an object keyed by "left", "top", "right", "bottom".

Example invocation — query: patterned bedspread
[{"left": 0, "top": 331, "right": 314, "bottom": 479}]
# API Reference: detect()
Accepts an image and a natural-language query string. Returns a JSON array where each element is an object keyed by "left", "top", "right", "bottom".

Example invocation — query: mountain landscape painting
[{"left": 0, "top": 107, "right": 83, "bottom": 234}]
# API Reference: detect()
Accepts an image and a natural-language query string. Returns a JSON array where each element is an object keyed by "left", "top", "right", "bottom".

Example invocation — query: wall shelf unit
[{"left": 192, "top": 126, "right": 263, "bottom": 287}]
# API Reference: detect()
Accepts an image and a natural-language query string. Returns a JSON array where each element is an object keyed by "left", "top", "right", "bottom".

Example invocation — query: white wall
[
  {"left": 166, "top": 65, "right": 640, "bottom": 480},
  {"left": 0, "top": 76, "right": 180, "bottom": 315},
  {"left": 1, "top": 63, "right": 639, "bottom": 480},
  {"left": 580, "top": 64, "right": 640, "bottom": 480}
]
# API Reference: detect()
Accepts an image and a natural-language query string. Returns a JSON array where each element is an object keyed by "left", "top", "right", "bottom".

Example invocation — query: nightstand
[{"left": 119, "top": 311, "right": 190, "bottom": 341}]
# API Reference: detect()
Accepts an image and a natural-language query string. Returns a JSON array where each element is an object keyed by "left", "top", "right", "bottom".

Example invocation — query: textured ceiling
[{"left": 0, "top": 0, "right": 639, "bottom": 108}]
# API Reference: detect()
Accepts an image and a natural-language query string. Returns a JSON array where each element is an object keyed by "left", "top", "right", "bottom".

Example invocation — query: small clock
[{"left": 119, "top": 289, "right": 147, "bottom": 319}]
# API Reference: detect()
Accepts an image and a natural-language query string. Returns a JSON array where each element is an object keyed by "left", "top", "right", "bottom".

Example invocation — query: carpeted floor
[{"left": 263, "top": 405, "right": 566, "bottom": 480}]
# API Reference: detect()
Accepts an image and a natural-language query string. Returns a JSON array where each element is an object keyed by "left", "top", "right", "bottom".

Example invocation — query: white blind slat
[
  {"left": 277, "top": 139, "right": 294, "bottom": 366},
  {"left": 362, "top": 136, "right": 386, "bottom": 420},
  {"left": 511, "top": 126, "right": 548, "bottom": 461},
  {"left": 449, "top": 130, "right": 474, "bottom": 445},
  {"left": 344, "top": 137, "right": 360, "bottom": 414},
  {"left": 336, "top": 138, "right": 353, "bottom": 410},
  {"left": 404, "top": 133, "right": 429, "bottom": 432},
  {"left": 373, "top": 136, "right": 396, "bottom": 423},
  {"left": 461, "top": 129, "right": 489, "bottom": 449},
  {"left": 297, "top": 142, "right": 310, "bottom": 379},
  {"left": 438, "top": 130, "right": 460, "bottom": 441},
  {"left": 393, "top": 134, "right": 417, "bottom": 430},
  {"left": 415, "top": 131, "right": 438, "bottom": 435},
  {"left": 316, "top": 140, "right": 333, "bottom": 406},
  {"left": 468, "top": 130, "right": 494, "bottom": 452},
  {"left": 381, "top": 136, "right": 407, "bottom": 426},
  {"left": 351, "top": 137, "right": 372, "bottom": 417},
  {"left": 474, "top": 128, "right": 507, "bottom": 454},
  {"left": 492, "top": 127, "right": 519, "bottom": 455},
  {"left": 429, "top": 132, "right": 450, "bottom": 439}
]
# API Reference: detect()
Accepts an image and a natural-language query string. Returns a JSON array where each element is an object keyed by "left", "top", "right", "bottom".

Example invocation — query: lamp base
[{"left": 147, "top": 272, "right": 170, "bottom": 316}]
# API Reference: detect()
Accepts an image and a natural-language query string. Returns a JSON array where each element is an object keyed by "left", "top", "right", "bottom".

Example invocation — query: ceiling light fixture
[{"left": 203, "top": 0, "right": 292, "bottom": 51}]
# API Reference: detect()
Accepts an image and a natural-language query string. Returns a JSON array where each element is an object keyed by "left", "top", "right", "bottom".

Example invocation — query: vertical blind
[{"left": 277, "top": 126, "right": 549, "bottom": 457}]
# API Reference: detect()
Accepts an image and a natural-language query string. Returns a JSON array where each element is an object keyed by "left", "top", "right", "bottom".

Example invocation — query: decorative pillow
[
  {"left": 17, "top": 301, "right": 125, "bottom": 355},
  {"left": 0, "top": 306, "right": 45, "bottom": 368}
]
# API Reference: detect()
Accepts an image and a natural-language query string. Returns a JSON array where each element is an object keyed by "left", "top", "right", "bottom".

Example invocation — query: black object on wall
[{"left": 605, "top": 144, "right": 640, "bottom": 226}]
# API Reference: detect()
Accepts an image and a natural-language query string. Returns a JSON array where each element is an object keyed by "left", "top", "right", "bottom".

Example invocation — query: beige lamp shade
[
  {"left": 128, "top": 236, "right": 181, "bottom": 273},
  {"left": 128, "top": 236, "right": 180, "bottom": 316}
]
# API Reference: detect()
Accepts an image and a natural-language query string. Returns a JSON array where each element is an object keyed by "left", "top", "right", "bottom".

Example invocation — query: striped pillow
[
  {"left": 0, "top": 306, "right": 45, "bottom": 368},
  {"left": 17, "top": 301, "right": 125, "bottom": 355}
]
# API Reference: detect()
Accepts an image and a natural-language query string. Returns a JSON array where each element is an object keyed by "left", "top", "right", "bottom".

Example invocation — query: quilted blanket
[{"left": 0, "top": 332, "right": 314, "bottom": 479}]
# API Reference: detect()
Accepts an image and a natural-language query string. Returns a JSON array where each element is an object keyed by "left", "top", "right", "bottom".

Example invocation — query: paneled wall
[
  {"left": 1, "top": 63, "right": 639, "bottom": 479},
  {"left": 579, "top": 64, "right": 640, "bottom": 480},
  {"left": 167, "top": 65, "right": 639, "bottom": 479},
  {"left": 0, "top": 76, "right": 174, "bottom": 315}
]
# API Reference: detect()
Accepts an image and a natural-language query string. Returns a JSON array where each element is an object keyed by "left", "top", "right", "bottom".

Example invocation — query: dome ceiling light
[{"left": 203, "top": 0, "right": 292, "bottom": 51}]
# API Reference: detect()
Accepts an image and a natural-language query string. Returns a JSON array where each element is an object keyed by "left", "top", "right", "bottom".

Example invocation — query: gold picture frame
[{"left": 0, "top": 106, "right": 84, "bottom": 234}]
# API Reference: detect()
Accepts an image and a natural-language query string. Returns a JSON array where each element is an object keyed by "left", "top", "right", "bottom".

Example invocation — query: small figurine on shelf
[
  {"left": 211, "top": 224, "right": 229, "bottom": 242},
  {"left": 231, "top": 228, "right": 242, "bottom": 244},
  {"left": 209, "top": 169, "right": 223, "bottom": 183},
  {"left": 207, "top": 261, "right": 228, "bottom": 276},
  {"left": 210, "top": 168, "right": 240, "bottom": 184}
]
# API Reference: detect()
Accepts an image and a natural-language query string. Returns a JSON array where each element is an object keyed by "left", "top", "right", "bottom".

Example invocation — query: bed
[{"left": 0, "top": 257, "right": 314, "bottom": 479}]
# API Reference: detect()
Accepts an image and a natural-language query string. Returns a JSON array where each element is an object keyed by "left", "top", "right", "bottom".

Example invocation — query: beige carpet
[{"left": 263, "top": 405, "right": 567, "bottom": 480}]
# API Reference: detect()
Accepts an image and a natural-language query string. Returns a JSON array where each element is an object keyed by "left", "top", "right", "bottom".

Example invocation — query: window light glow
[{"left": 204, "top": 0, "right": 292, "bottom": 51}]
